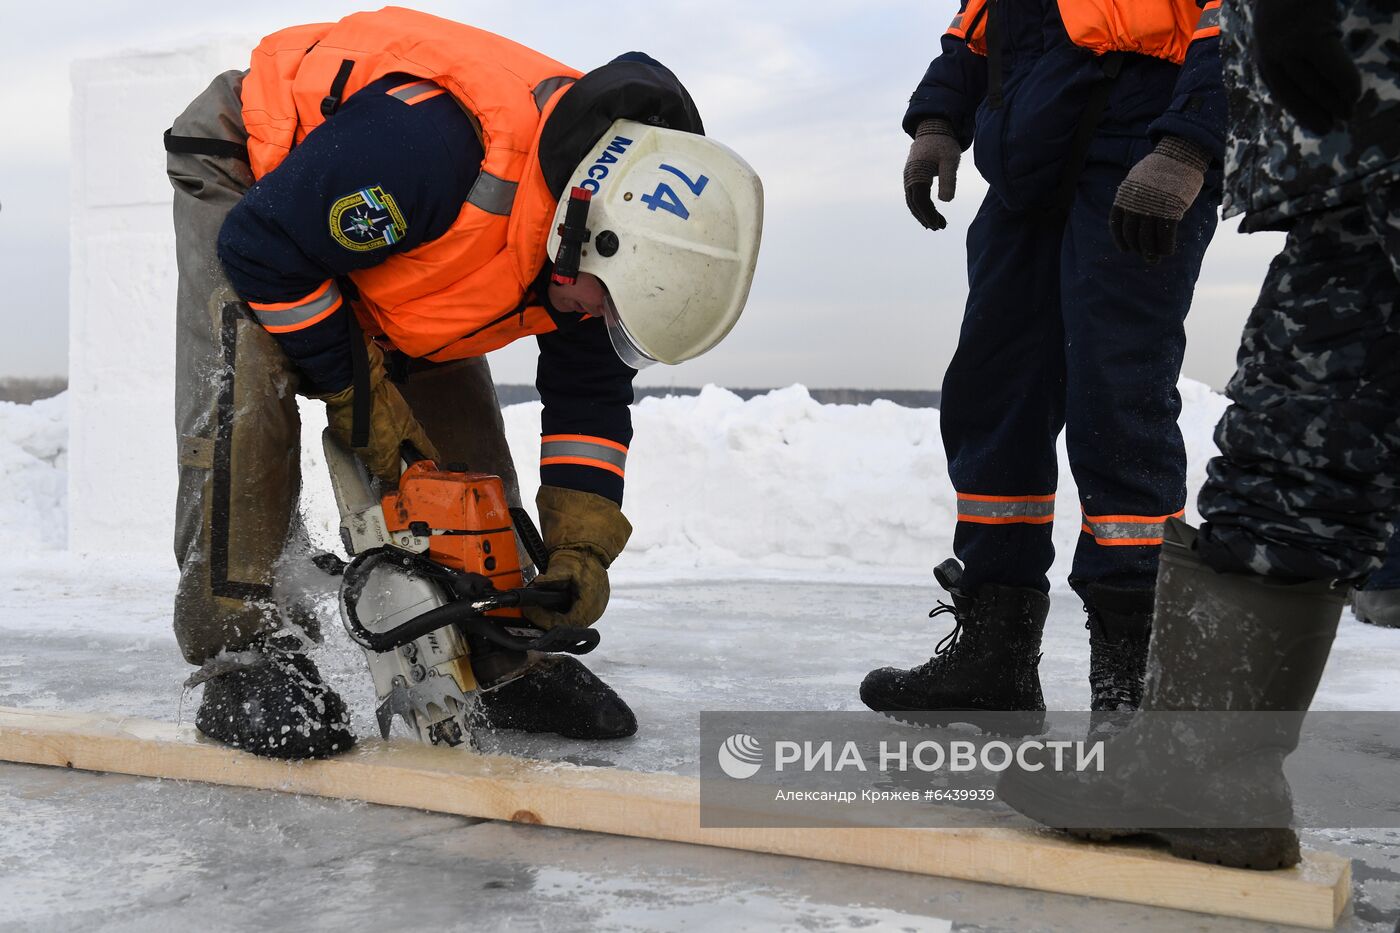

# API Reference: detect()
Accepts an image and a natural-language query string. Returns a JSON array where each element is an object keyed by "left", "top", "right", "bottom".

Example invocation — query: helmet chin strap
[{"left": 550, "top": 187, "right": 594, "bottom": 286}]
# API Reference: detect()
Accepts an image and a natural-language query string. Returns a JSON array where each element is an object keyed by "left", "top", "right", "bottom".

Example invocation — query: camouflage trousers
[{"left": 1197, "top": 180, "right": 1400, "bottom": 581}]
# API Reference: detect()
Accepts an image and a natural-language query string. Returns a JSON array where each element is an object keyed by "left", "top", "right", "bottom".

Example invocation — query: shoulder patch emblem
[{"left": 329, "top": 186, "right": 407, "bottom": 252}]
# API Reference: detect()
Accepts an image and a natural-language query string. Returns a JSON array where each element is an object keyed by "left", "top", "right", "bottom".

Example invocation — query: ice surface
[
  {"left": 20, "top": 762, "right": 1391, "bottom": 933},
  {"left": 2, "top": 563, "right": 1400, "bottom": 930},
  {"left": 7, "top": 385, "right": 1397, "bottom": 929}
]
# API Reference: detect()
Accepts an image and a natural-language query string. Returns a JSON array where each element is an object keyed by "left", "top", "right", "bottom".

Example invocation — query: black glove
[
  {"left": 903, "top": 118, "right": 961, "bottom": 231},
  {"left": 1254, "top": 0, "right": 1362, "bottom": 134},
  {"left": 1110, "top": 136, "right": 1210, "bottom": 263}
]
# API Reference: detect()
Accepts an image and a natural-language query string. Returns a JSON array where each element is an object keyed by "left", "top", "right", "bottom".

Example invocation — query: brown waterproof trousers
[{"left": 167, "top": 71, "right": 520, "bottom": 666}]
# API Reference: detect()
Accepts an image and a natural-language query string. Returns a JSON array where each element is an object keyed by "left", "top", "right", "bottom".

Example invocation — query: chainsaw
[{"left": 322, "top": 430, "right": 598, "bottom": 747}]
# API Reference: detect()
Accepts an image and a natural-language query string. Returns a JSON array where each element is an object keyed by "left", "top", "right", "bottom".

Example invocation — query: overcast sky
[{"left": 0, "top": 1, "right": 1282, "bottom": 390}]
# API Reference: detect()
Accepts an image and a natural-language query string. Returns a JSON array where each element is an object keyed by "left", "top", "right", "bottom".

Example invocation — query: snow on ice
[{"left": 0, "top": 394, "right": 67, "bottom": 550}]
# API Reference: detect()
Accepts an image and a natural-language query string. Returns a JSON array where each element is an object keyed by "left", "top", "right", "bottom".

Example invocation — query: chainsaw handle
[
  {"left": 513, "top": 588, "right": 573, "bottom": 612},
  {"left": 457, "top": 615, "right": 599, "bottom": 655},
  {"left": 341, "top": 551, "right": 593, "bottom": 654},
  {"left": 469, "top": 586, "right": 572, "bottom": 614}
]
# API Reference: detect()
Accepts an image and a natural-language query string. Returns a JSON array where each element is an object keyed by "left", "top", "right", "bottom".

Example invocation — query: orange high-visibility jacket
[
  {"left": 948, "top": 0, "right": 1217, "bottom": 65},
  {"left": 240, "top": 7, "right": 583, "bottom": 361}
]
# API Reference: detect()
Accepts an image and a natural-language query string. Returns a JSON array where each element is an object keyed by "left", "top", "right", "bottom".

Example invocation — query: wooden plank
[{"left": 0, "top": 706, "right": 1350, "bottom": 928}]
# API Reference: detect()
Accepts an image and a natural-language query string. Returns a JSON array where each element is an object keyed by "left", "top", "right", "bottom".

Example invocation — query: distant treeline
[
  {"left": 0, "top": 378, "right": 66, "bottom": 404},
  {"left": 495, "top": 385, "right": 941, "bottom": 409},
  {"left": 0, "top": 377, "right": 940, "bottom": 410}
]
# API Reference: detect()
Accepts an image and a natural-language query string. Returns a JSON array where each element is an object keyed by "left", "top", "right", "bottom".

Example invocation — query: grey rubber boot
[
  {"left": 999, "top": 519, "right": 1344, "bottom": 869},
  {"left": 1352, "top": 587, "right": 1400, "bottom": 629}
]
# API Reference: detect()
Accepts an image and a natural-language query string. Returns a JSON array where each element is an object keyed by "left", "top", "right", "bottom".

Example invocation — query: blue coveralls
[{"left": 907, "top": 0, "right": 1227, "bottom": 595}]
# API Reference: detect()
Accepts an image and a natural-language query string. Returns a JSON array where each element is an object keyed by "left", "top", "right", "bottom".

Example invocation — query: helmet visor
[{"left": 602, "top": 294, "right": 659, "bottom": 370}]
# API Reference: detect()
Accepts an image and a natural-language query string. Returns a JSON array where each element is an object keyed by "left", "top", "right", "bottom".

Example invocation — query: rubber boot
[
  {"left": 1352, "top": 587, "right": 1400, "bottom": 629},
  {"left": 860, "top": 559, "right": 1050, "bottom": 733},
  {"left": 471, "top": 655, "right": 637, "bottom": 739},
  {"left": 1076, "top": 582, "right": 1154, "bottom": 733},
  {"left": 999, "top": 519, "right": 1344, "bottom": 869},
  {"left": 190, "top": 635, "right": 356, "bottom": 760}
]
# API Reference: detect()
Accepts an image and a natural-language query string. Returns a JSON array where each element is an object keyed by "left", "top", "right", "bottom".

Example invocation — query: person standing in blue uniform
[{"left": 862, "top": 0, "right": 1226, "bottom": 726}]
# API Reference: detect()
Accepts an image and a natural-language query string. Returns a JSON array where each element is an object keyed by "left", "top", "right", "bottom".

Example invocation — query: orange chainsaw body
[{"left": 380, "top": 461, "right": 525, "bottom": 620}]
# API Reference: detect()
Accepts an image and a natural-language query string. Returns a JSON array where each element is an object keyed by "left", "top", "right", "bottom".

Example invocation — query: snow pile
[
  {"left": 617, "top": 381, "right": 1226, "bottom": 580},
  {"left": 592, "top": 386, "right": 953, "bottom": 574},
  {"left": 14, "top": 382, "right": 1230, "bottom": 576},
  {"left": 292, "top": 379, "right": 1229, "bottom": 581},
  {"left": 0, "top": 394, "right": 68, "bottom": 550}
]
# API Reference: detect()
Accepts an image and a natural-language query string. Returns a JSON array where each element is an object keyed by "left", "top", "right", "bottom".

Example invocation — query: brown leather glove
[
  {"left": 904, "top": 117, "right": 961, "bottom": 231},
  {"left": 1110, "top": 136, "right": 1210, "bottom": 263},
  {"left": 313, "top": 338, "right": 439, "bottom": 484},
  {"left": 522, "top": 485, "right": 632, "bottom": 630}
]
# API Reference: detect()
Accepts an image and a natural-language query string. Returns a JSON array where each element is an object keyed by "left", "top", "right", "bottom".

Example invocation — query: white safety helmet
[{"left": 547, "top": 120, "right": 764, "bottom": 368}]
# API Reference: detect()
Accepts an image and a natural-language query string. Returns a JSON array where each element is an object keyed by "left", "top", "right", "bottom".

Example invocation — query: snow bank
[
  {"left": 21, "top": 380, "right": 1230, "bottom": 576},
  {"left": 294, "top": 380, "right": 1231, "bottom": 581},
  {"left": 0, "top": 394, "right": 68, "bottom": 550}
]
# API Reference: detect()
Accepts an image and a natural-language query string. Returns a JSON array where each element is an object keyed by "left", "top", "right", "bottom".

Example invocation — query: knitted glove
[
  {"left": 1110, "top": 136, "right": 1210, "bottom": 262},
  {"left": 903, "top": 118, "right": 962, "bottom": 231}
]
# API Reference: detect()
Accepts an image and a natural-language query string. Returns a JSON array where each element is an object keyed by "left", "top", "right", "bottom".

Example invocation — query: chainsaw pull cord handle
[{"left": 550, "top": 187, "right": 593, "bottom": 286}]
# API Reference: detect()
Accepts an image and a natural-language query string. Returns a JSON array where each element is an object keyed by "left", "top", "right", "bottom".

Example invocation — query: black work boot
[
  {"left": 999, "top": 519, "right": 1343, "bottom": 870},
  {"left": 472, "top": 655, "right": 637, "bottom": 739},
  {"left": 860, "top": 559, "right": 1050, "bottom": 733},
  {"left": 1075, "top": 582, "right": 1154, "bottom": 733},
  {"left": 190, "top": 636, "right": 356, "bottom": 760}
]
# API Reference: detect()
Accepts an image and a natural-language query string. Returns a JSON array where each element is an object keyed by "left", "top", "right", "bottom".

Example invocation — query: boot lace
[{"left": 930, "top": 602, "right": 963, "bottom": 657}]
